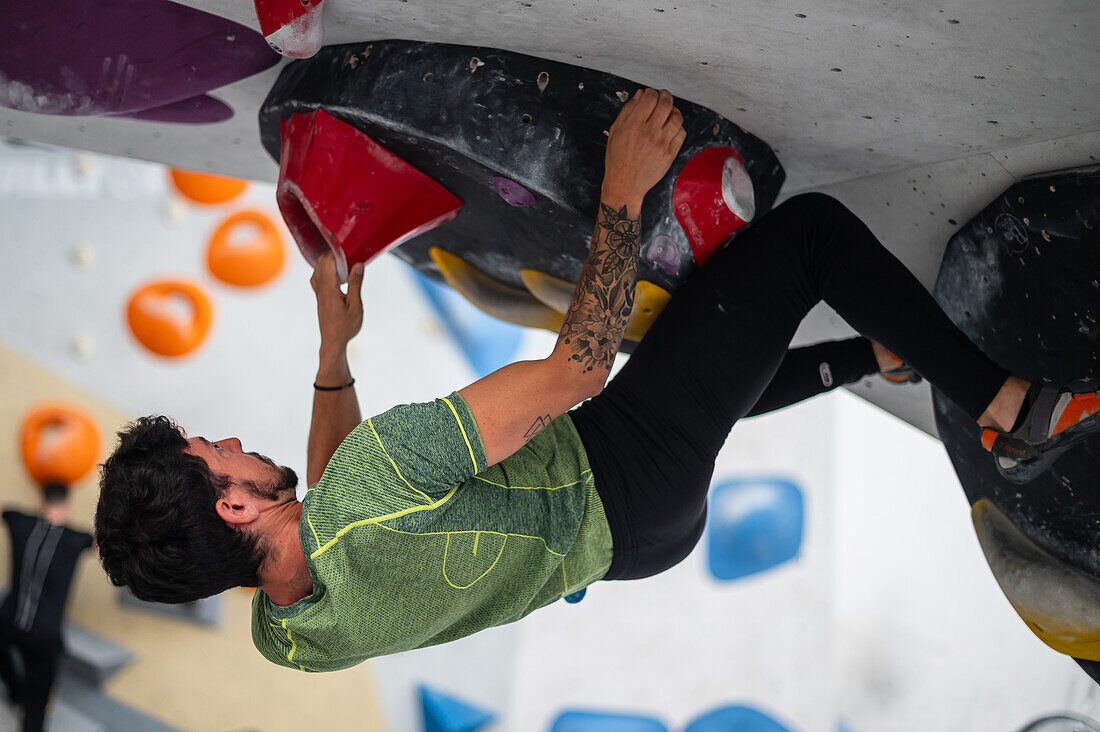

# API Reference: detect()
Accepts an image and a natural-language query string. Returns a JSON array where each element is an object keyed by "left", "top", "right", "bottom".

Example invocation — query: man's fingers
[
  {"left": 668, "top": 127, "right": 687, "bottom": 156},
  {"left": 346, "top": 262, "right": 365, "bottom": 309},
  {"left": 630, "top": 88, "right": 660, "bottom": 123},
  {"left": 646, "top": 89, "right": 674, "bottom": 126},
  {"left": 311, "top": 251, "right": 340, "bottom": 294},
  {"left": 663, "top": 107, "right": 683, "bottom": 132},
  {"left": 610, "top": 88, "right": 642, "bottom": 132},
  {"left": 661, "top": 107, "right": 684, "bottom": 145}
]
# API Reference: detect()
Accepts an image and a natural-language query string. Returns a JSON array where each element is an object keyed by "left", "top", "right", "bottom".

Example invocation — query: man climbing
[
  {"left": 1, "top": 485, "right": 94, "bottom": 730},
  {"left": 94, "top": 89, "right": 1100, "bottom": 671}
]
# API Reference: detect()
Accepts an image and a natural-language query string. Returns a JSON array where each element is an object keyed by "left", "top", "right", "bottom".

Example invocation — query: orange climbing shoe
[
  {"left": 982, "top": 380, "right": 1100, "bottom": 484},
  {"left": 879, "top": 348, "right": 922, "bottom": 384},
  {"left": 881, "top": 362, "right": 922, "bottom": 384}
]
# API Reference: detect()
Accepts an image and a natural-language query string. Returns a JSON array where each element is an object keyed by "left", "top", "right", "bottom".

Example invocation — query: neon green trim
[
  {"left": 281, "top": 619, "right": 300, "bottom": 669},
  {"left": 307, "top": 516, "right": 321, "bottom": 548},
  {"left": 473, "top": 470, "right": 591, "bottom": 491},
  {"left": 372, "top": 523, "right": 566, "bottom": 557},
  {"left": 310, "top": 486, "right": 459, "bottom": 560},
  {"left": 442, "top": 533, "right": 507, "bottom": 589},
  {"left": 441, "top": 396, "right": 479, "bottom": 471},
  {"left": 367, "top": 418, "right": 432, "bottom": 503}
]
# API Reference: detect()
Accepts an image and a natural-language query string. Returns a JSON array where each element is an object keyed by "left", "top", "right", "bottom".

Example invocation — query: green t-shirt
[{"left": 251, "top": 392, "right": 613, "bottom": 671}]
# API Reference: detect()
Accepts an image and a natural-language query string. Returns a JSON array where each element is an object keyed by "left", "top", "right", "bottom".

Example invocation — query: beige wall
[{"left": 0, "top": 344, "right": 386, "bottom": 731}]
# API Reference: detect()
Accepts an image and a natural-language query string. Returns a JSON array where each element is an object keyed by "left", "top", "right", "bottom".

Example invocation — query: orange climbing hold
[
  {"left": 207, "top": 209, "right": 286, "bottom": 287},
  {"left": 169, "top": 168, "right": 249, "bottom": 205},
  {"left": 20, "top": 403, "right": 101, "bottom": 487},
  {"left": 126, "top": 279, "right": 214, "bottom": 357}
]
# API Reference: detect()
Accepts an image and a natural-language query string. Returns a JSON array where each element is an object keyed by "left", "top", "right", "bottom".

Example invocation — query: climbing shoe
[
  {"left": 982, "top": 379, "right": 1100, "bottom": 484},
  {"left": 881, "top": 363, "right": 923, "bottom": 384},
  {"left": 879, "top": 348, "right": 923, "bottom": 384}
]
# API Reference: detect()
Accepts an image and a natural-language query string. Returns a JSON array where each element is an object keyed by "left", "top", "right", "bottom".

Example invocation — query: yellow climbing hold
[
  {"left": 429, "top": 248, "right": 563, "bottom": 331},
  {"left": 972, "top": 498, "right": 1100, "bottom": 661},
  {"left": 519, "top": 268, "right": 670, "bottom": 341}
]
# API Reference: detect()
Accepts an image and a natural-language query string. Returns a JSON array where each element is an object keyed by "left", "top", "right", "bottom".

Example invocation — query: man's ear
[{"left": 214, "top": 485, "right": 261, "bottom": 527}]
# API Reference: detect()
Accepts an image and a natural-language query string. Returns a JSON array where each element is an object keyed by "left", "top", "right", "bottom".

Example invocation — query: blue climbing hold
[
  {"left": 413, "top": 271, "right": 524, "bottom": 378},
  {"left": 418, "top": 685, "right": 495, "bottom": 732},
  {"left": 706, "top": 478, "right": 804, "bottom": 581},
  {"left": 550, "top": 710, "right": 669, "bottom": 732},
  {"left": 564, "top": 588, "right": 586, "bottom": 603},
  {"left": 684, "top": 704, "right": 795, "bottom": 732}
]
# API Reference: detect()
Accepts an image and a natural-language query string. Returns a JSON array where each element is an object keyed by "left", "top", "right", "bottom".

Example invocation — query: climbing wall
[
  {"left": 933, "top": 167, "right": 1100, "bottom": 680},
  {"left": 258, "top": 40, "right": 783, "bottom": 344}
]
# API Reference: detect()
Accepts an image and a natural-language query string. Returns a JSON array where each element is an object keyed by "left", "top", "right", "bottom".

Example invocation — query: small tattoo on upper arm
[{"left": 524, "top": 414, "right": 552, "bottom": 440}]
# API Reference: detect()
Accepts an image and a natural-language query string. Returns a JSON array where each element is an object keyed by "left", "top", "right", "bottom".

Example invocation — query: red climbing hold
[
  {"left": 673, "top": 147, "right": 756, "bottom": 266},
  {"left": 277, "top": 109, "right": 464, "bottom": 281},
  {"left": 253, "top": 0, "right": 327, "bottom": 58}
]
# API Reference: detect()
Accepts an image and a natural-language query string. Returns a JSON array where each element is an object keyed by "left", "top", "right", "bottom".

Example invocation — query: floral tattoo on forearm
[{"left": 557, "top": 203, "right": 641, "bottom": 374}]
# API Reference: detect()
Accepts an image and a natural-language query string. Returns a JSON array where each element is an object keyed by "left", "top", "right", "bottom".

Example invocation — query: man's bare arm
[
  {"left": 307, "top": 345, "right": 362, "bottom": 485},
  {"left": 462, "top": 88, "right": 685, "bottom": 465},
  {"left": 306, "top": 255, "right": 365, "bottom": 485}
]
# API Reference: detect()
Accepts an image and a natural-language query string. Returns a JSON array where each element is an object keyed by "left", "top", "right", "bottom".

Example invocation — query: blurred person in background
[{"left": 1, "top": 483, "right": 94, "bottom": 732}]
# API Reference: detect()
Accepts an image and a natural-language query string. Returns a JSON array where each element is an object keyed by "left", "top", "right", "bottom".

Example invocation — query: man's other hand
[
  {"left": 602, "top": 88, "right": 686, "bottom": 204},
  {"left": 310, "top": 252, "right": 365, "bottom": 349}
]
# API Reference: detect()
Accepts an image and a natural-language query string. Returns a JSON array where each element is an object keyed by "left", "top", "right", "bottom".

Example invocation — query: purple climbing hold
[
  {"left": 0, "top": 0, "right": 279, "bottom": 122},
  {"left": 115, "top": 95, "right": 234, "bottom": 124},
  {"left": 493, "top": 176, "right": 537, "bottom": 208},
  {"left": 643, "top": 235, "right": 683, "bottom": 276}
]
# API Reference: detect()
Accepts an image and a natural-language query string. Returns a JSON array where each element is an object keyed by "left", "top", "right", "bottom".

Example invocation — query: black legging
[
  {"left": 0, "top": 628, "right": 61, "bottom": 732},
  {"left": 743, "top": 337, "right": 879, "bottom": 418},
  {"left": 570, "top": 192, "right": 1011, "bottom": 581}
]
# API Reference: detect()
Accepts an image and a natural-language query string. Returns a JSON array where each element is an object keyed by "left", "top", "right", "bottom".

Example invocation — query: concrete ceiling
[{"left": 3, "top": 0, "right": 1098, "bottom": 434}]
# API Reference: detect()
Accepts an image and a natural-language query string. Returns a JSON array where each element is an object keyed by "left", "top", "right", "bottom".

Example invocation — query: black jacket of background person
[{"left": 0, "top": 510, "right": 93, "bottom": 642}]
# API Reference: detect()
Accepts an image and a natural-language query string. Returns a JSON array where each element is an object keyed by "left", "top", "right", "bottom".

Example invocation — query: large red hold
[
  {"left": 276, "top": 109, "right": 465, "bottom": 282},
  {"left": 673, "top": 147, "right": 756, "bottom": 267}
]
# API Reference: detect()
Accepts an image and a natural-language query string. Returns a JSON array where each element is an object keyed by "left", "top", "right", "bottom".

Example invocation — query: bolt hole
[{"left": 521, "top": 113, "right": 532, "bottom": 124}]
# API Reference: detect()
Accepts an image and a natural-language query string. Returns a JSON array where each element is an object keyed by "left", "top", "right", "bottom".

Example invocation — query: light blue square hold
[{"left": 706, "top": 478, "right": 804, "bottom": 581}]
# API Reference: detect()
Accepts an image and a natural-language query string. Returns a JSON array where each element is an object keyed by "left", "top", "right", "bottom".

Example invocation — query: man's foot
[
  {"left": 881, "top": 361, "right": 923, "bottom": 384},
  {"left": 872, "top": 342, "right": 923, "bottom": 384},
  {"left": 982, "top": 379, "right": 1100, "bottom": 483}
]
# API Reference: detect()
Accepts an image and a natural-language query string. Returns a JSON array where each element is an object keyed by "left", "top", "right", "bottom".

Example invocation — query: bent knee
[{"left": 782, "top": 192, "right": 849, "bottom": 217}]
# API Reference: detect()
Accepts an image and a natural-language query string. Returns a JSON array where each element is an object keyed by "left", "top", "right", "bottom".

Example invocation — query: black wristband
[{"left": 313, "top": 378, "right": 355, "bottom": 391}]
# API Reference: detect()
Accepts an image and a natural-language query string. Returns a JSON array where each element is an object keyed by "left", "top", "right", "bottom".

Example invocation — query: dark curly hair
[{"left": 95, "top": 415, "right": 266, "bottom": 603}]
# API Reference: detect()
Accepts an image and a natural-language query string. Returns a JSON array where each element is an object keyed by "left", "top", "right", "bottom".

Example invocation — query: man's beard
[{"left": 246, "top": 452, "right": 299, "bottom": 501}]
